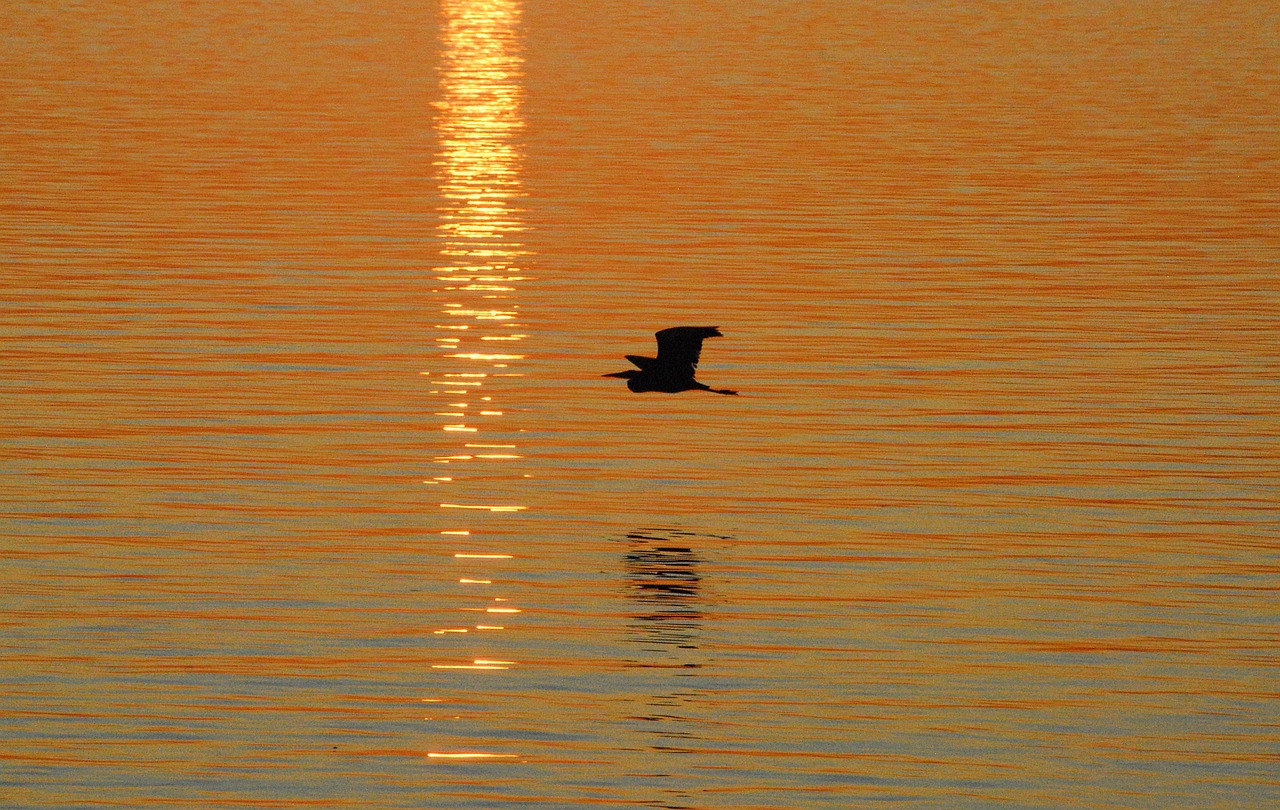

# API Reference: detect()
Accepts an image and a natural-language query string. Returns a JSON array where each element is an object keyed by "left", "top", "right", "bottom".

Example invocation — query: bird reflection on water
[
  {"left": 620, "top": 528, "right": 730, "bottom": 810},
  {"left": 624, "top": 529, "right": 706, "bottom": 658},
  {"left": 604, "top": 327, "right": 738, "bottom": 395}
]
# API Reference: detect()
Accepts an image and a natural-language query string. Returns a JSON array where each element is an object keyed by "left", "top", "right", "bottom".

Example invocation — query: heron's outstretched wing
[{"left": 654, "top": 326, "right": 722, "bottom": 375}]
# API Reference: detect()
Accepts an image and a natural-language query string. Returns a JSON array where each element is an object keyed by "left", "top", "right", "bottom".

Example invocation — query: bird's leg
[{"left": 707, "top": 388, "right": 738, "bottom": 396}]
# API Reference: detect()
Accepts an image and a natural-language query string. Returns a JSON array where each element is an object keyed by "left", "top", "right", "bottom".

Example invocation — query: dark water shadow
[
  {"left": 616, "top": 527, "right": 732, "bottom": 810},
  {"left": 624, "top": 529, "right": 705, "bottom": 658}
]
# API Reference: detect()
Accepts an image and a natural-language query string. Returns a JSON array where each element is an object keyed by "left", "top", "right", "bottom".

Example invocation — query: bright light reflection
[
  {"left": 431, "top": 0, "right": 525, "bottom": 712},
  {"left": 440, "top": 503, "right": 526, "bottom": 512}
]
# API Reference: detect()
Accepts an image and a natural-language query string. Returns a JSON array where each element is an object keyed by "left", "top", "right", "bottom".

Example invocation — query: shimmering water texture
[{"left": 3, "top": 0, "right": 1279, "bottom": 808}]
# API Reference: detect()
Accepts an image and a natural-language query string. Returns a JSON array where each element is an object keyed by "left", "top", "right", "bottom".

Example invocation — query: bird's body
[{"left": 603, "top": 326, "right": 738, "bottom": 395}]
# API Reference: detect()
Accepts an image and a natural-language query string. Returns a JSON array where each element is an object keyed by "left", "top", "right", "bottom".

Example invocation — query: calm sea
[{"left": 3, "top": 1, "right": 1277, "bottom": 807}]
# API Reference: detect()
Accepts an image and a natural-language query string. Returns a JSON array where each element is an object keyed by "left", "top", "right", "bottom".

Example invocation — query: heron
[{"left": 603, "top": 326, "right": 738, "bottom": 395}]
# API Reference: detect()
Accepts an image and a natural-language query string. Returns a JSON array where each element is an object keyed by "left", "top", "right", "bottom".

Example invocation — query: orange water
[{"left": 3, "top": 1, "right": 1278, "bottom": 807}]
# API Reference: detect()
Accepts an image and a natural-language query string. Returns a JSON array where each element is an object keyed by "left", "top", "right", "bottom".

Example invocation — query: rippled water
[{"left": 3, "top": 0, "right": 1278, "bottom": 807}]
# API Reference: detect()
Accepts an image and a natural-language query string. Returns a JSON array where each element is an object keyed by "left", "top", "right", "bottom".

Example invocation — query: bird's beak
[{"left": 602, "top": 371, "right": 629, "bottom": 378}]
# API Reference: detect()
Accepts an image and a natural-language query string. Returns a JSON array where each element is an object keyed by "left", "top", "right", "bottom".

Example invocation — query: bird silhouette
[{"left": 603, "top": 326, "right": 738, "bottom": 395}]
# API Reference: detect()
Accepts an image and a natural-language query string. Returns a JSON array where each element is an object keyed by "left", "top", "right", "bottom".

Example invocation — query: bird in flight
[{"left": 603, "top": 326, "right": 738, "bottom": 395}]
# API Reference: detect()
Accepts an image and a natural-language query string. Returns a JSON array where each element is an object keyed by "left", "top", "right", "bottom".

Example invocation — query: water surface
[{"left": 3, "top": 0, "right": 1278, "bottom": 807}]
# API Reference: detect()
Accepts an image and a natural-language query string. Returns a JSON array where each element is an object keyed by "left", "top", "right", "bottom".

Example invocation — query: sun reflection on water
[{"left": 425, "top": 0, "right": 527, "bottom": 760}]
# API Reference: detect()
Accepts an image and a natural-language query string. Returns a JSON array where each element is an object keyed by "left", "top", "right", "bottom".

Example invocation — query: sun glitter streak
[{"left": 426, "top": 0, "right": 528, "bottom": 757}]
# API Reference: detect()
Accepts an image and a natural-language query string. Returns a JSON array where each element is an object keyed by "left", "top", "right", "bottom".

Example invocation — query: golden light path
[{"left": 424, "top": 0, "right": 528, "bottom": 763}]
